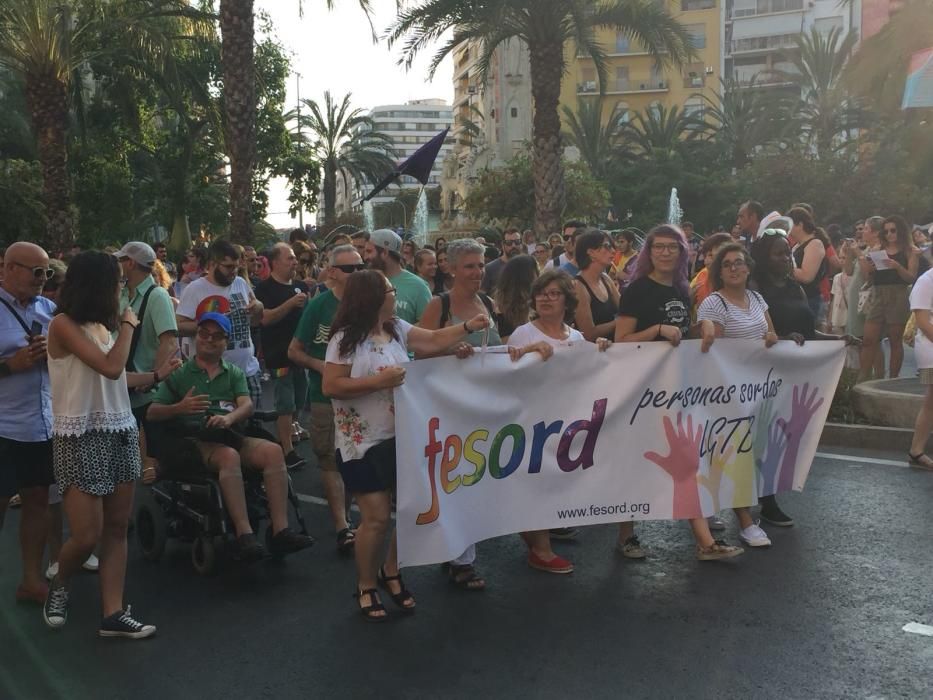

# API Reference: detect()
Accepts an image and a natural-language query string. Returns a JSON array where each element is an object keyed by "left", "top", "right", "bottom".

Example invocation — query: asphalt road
[{"left": 2, "top": 442, "right": 932, "bottom": 700}]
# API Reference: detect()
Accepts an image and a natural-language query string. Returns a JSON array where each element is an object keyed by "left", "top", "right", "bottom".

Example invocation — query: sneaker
[
  {"left": 739, "top": 522, "right": 772, "bottom": 547},
  {"left": 98, "top": 605, "right": 156, "bottom": 639},
  {"left": 697, "top": 539, "right": 744, "bottom": 561},
  {"left": 8, "top": 494, "right": 21, "bottom": 509},
  {"left": 269, "top": 527, "right": 315, "bottom": 555},
  {"left": 284, "top": 450, "right": 306, "bottom": 471},
  {"left": 16, "top": 582, "right": 49, "bottom": 605},
  {"left": 527, "top": 550, "right": 574, "bottom": 574},
  {"left": 82, "top": 554, "right": 100, "bottom": 572},
  {"left": 46, "top": 562, "right": 59, "bottom": 581},
  {"left": 616, "top": 535, "right": 647, "bottom": 559},
  {"left": 548, "top": 527, "right": 578, "bottom": 541},
  {"left": 231, "top": 533, "right": 266, "bottom": 562},
  {"left": 292, "top": 421, "right": 309, "bottom": 441},
  {"left": 759, "top": 502, "right": 794, "bottom": 527},
  {"left": 707, "top": 514, "right": 726, "bottom": 531},
  {"left": 42, "top": 583, "right": 69, "bottom": 629}
]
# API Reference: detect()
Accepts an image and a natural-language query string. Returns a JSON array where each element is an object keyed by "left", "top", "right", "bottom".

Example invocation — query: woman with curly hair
[{"left": 323, "top": 270, "right": 490, "bottom": 621}]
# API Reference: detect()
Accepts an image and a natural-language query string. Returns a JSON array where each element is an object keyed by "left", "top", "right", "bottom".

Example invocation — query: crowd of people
[{"left": 2, "top": 198, "right": 932, "bottom": 629}]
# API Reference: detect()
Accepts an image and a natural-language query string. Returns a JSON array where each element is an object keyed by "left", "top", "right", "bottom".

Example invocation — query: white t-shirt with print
[
  {"left": 325, "top": 319, "right": 413, "bottom": 460},
  {"left": 177, "top": 276, "right": 260, "bottom": 377},
  {"left": 910, "top": 269, "right": 933, "bottom": 369},
  {"left": 508, "top": 321, "right": 585, "bottom": 348}
]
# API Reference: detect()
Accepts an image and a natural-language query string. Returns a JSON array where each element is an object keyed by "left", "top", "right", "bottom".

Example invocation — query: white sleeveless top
[{"left": 48, "top": 323, "right": 136, "bottom": 437}]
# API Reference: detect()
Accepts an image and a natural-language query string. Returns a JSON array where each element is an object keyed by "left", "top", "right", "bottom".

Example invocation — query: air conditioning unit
[
  {"left": 640, "top": 83, "right": 647, "bottom": 90},
  {"left": 658, "top": 81, "right": 666, "bottom": 88},
  {"left": 467, "top": 85, "right": 477, "bottom": 95}
]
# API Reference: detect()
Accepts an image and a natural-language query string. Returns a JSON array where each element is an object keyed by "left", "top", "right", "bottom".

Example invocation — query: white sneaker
[
  {"left": 739, "top": 522, "right": 772, "bottom": 547},
  {"left": 46, "top": 561, "right": 59, "bottom": 581},
  {"left": 708, "top": 515, "right": 726, "bottom": 531},
  {"left": 82, "top": 554, "right": 100, "bottom": 572}
]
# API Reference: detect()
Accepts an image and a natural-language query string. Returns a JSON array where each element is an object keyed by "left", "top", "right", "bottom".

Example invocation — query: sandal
[
  {"left": 377, "top": 567, "right": 416, "bottom": 614},
  {"left": 908, "top": 452, "right": 933, "bottom": 471},
  {"left": 336, "top": 528, "right": 356, "bottom": 554},
  {"left": 448, "top": 564, "right": 486, "bottom": 591},
  {"left": 353, "top": 588, "right": 388, "bottom": 623}
]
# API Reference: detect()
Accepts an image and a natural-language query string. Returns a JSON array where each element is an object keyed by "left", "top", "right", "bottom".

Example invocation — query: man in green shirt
[
  {"left": 364, "top": 229, "right": 431, "bottom": 324},
  {"left": 149, "top": 312, "right": 314, "bottom": 561},
  {"left": 288, "top": 244, "right": 363, "bottom": 552}
]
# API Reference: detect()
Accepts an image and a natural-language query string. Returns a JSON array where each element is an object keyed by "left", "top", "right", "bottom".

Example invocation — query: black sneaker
[
  {"left": 98, "top": 605, "right": 156, "bottom": 639},
  {"left": 759, "top": 496, "right": 794, "bottom": 527},
  {"left": 232, "top": 533, "right": 266, "bottom": 562},
  {"left": 549, "top": 527, "right": 578, "bottom": 541},
  {"left": 270, "top": 527, "right": 315, "bottom": 555},
  {"left": 285, "top": 450, "right": 306, "bottom": 471},
  {"left": 43, "top": 582, "right": 69, "bottom": 630}
]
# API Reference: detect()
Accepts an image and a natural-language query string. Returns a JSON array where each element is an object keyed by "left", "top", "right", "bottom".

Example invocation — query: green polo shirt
[
  {"left": 152, "top": 357, "right": 249, "bottom": 431},
  {"left": 120, "top": 275, "right": 178, "bottom": 409}
]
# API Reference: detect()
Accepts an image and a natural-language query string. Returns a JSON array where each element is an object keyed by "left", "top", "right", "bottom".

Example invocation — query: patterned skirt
[{"left": 52, "top": 428, "right": 141, "bottom": 497}]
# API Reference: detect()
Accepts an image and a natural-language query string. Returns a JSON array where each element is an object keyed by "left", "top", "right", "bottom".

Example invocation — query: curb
[{"left": 819, "top": 422, "right": 928, "bottom": 453}]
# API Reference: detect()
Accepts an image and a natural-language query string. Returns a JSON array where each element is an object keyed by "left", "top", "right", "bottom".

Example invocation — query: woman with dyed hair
[
  {"left": 616, "top": 225, "right": 744, "bottom": 561},
  {"left": 323, "top": 270, "right": 490, "bottom": 621}
]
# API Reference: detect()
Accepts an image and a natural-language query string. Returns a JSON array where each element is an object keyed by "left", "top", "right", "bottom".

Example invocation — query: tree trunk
[
  {"left": 323, "top": 160, "right": 337, "bottom": 225},
  {"left": 25, "top": 73, "right": 74, "bottom": 252},
  {"left": 528, "top": 39, "right": 567, "bottom": 238},
  {"left": 220, "top": 0, "right": 255, "bottom": 243}
]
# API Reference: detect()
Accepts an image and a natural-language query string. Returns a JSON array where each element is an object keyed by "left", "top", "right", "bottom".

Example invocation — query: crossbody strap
[{"left": 126, "top": 286, "right": 157, "bottom": 372}]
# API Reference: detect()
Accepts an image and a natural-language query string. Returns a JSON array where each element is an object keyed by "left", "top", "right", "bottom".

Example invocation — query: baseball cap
[
  {"left": 371, "top": 228, "right": 402, "bottom": 255},
  {"left": 197, "top": 312, "right": 231, "bottom": 337},
  {"left": 114, "top": 242, "right": 156, "bottom": 268}
]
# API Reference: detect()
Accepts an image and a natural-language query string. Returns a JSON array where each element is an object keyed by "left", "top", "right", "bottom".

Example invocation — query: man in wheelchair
[{"left": 147, "top": 312, "right": 314, "bottom": 562}]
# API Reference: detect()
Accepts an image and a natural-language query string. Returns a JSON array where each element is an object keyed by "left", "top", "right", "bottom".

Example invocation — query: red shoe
[
  {"left": 15, "top": 582, "right": 49, "bottom": 605},
  {"left": 527, "top": 551, "right": 574, "bottom": 574}
]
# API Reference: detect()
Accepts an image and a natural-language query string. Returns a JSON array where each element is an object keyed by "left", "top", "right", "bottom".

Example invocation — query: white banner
[{"left": 395, "top": 340, "right": 845, "bottom": 567}]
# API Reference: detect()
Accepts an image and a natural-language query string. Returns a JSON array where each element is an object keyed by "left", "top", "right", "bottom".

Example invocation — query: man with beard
[
  {"left": 364, "top": 229, "right": 431, "bottom": 324},
  {"left": 481, "top": 228, "right": 523, "bottom": 294},
  {"left": 176, "top": 240, "right": 264, "bottom": 407}
]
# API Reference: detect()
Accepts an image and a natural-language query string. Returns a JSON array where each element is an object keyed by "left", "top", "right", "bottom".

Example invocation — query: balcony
[
  {"left": 577, "top": 79, "right": 670, "bottom": 94},
  {"left": 730, "top": 34, "right": 799, "bottom": 54},
  {"left": 731, "top": 0, "right": 803, "bottom": 18}
]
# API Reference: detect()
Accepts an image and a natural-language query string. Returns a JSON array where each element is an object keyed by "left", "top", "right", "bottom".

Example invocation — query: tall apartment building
[
  {"left": 443, "top": 38, "right": 534, "bottom": 218},
  {"left": 559, "top": 0, "right": 724, "bottom": 128},
  {"left": 335, "top": 98, "right": 454, "bottom": 215},
  {"left": 725, "top": 0, "right": 862, "bottom": 89}
]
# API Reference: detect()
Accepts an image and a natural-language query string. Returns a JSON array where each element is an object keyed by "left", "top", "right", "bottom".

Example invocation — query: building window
[
  {"left": 814, "top": 16, "right": 844, "bottom": 35},
  {"left": 681, "top": 0, "right": 715, "bottom": 9},
  {"left": 684, "top": 99, "right": 705, "bottom": 120},
  {"left": 510, "top": 107, "right": 518, "bottom": 118},
  {"left": 615, "top": 33, "right": 630, "bottom": 53},
  {"left": 685, "top": 24, "right": 706, "bottom": 50},
  {"left": 614, "top": 101, "right": 631, "bottom": 124},
  {"left": 615, "top": 66, "right": 630, "bottom": 92}
]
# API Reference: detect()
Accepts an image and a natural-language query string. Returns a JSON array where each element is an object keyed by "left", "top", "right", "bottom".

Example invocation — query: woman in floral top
[{"left": 323, "top": 270, "right": 489, "bottom": 622}]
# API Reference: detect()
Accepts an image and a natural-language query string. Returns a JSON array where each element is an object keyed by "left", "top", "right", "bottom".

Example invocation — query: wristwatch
[{"left": 0, "top": 361, "right": 11, "bottom": 379}]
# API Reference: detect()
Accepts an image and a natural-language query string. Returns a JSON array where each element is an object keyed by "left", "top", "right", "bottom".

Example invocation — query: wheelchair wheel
[
  {"left": 191, "top": 535, "right": 217, "bottom": 576},
  {"left": 136, "top": 496, "right": 167, "bottom": 562}
]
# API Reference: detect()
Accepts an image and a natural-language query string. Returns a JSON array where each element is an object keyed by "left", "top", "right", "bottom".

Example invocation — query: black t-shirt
[
  {"left": 618, "top": 276, "right": 690, "bottom": 336},
  {"left": 759, "top": 281, "right": 815, "bottom": 340},
  {"left": 254, "top": 277, "right": 309, "bottom": 370}
]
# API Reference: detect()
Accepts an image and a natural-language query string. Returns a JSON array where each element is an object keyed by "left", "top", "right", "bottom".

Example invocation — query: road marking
[
  {"left": 902, "top": 622, "right": 933, "bottom": 636},
  {"left": 815, "top": 452, "right": 908, "bottom": 468}
]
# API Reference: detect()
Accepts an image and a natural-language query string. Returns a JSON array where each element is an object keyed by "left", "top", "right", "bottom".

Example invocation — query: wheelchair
[{"left": 134, "top": 415, "right": 310, "bottom": 576}]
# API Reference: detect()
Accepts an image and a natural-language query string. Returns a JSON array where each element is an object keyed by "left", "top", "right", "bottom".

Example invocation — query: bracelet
[
  {"left": 463, "top": 320, "right": 471, "bottom": 334},
  {"left": 656, "top": 324, "right": 663, "bottom": 340},
  {"left": 122, "top": 320, "right": 137, "bottom": 329}
]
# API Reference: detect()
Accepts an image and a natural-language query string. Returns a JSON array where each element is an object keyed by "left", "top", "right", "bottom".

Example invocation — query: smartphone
[{"left": 29, "top": 320, "right": 43, "bottom": 338}]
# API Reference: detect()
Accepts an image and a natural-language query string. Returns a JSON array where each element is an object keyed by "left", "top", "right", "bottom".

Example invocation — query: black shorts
[
  {"left": 0, "top": 437, "right": 55, "bottom": 499},
  {"left": 336, "top": 439, "right": 397, "bottom": 494}
]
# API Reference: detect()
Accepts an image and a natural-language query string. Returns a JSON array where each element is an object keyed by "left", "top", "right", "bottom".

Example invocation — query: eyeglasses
[
  {"left": 650, "top": 243, "right": 681, "bottom": 254},
  {"left": 721, "top": 260, "right": 748, "bottom": 271},
  {"left": 383, "top": 287, "right": 397, "bottom": 296},
  {"left": 334, "top": 263, "right": 366, "bottom": 274},
  {"left": 534, "top": 289, "right": 564, "bottom": 301},
  {"left": 196, "top": 328, "right": 227, "bottom": 342},
  {"left": 9, "top": 261, "right": 54, "bottom": 280}
]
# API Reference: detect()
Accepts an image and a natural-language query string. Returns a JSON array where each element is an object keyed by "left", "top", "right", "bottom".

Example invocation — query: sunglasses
[
  {"left": 9, "top": 261, "right": 54, "bottom": 280},
  {"left": 760, "top": 228, "right": 787, "bottom": 238},
  {"left": 334, "top": 263, "right": 366, "bottom": 274},
  {"left": 196, "top": 328, "right": 227, "bottom": 342},
  {"left": 503, "top": 239, "right": 522, "bottom": 246}
]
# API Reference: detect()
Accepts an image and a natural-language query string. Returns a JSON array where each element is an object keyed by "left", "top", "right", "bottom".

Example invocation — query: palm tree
[
  {"left": 701, "top": 77, "right": 787, "bottom": 170},
  {"left": 775, "top": 27, "right": 865, "bottom": 159},
  {"left": 218, "top": 0, "right": 386, "bottom": 244},
  {"left": 844, "top": 0, "right": 933, "bottom": 114},
  {"left": 617, "top": 103, "right": 705, "bottom": 160},
  {"left": 296, "top": 91, "right": 397, "bottom": 224},
  {"left": 562, "top": 97, "right": 628, "bottom": 180},
  {"left": 389, "top": 0, "right": 694, "bottom": 237}
]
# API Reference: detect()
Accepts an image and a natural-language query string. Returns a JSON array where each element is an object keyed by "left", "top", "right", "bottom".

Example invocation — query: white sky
[{"left": 255, "top": 0, "right": 454, "bottom": 228}]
